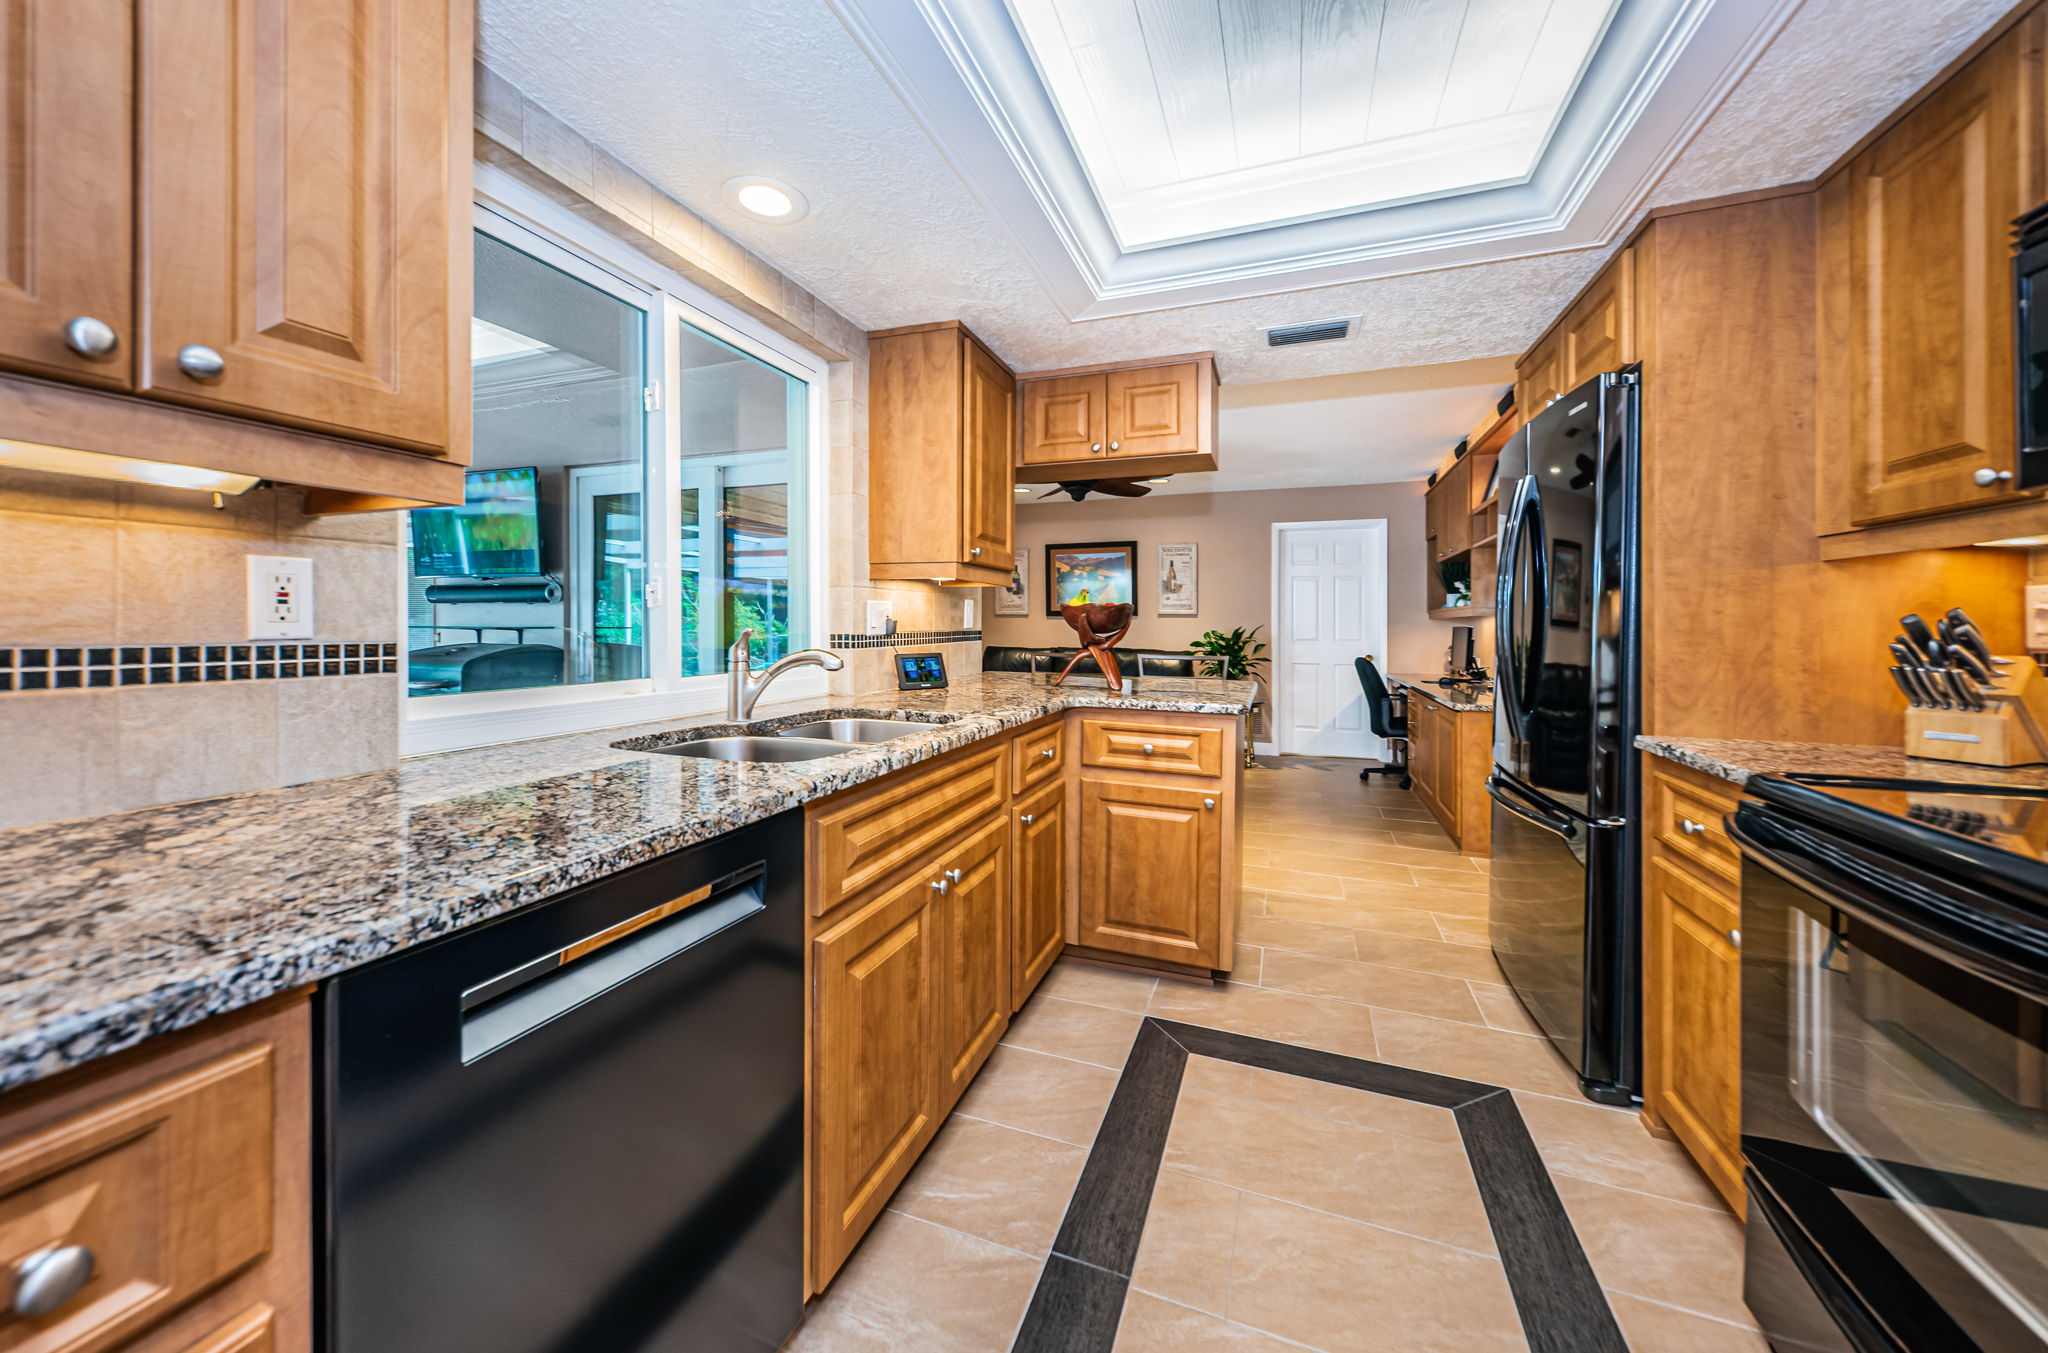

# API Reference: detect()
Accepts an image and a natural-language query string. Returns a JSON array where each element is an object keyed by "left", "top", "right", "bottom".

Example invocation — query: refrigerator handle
[{"left": 1486, "top": 774, "right": 1578, "bottom": 839}]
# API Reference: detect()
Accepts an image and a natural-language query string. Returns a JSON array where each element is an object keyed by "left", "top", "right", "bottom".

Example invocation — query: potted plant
[
  {"left": 1187, "top": 625, "right": 1270, "bottom": 682},
  {"left": 1435, "top": 559, "right": 1472, "bottom": 608}
]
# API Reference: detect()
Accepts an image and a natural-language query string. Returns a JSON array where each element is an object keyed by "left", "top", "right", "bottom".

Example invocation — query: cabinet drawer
[
  {"left": 0, "top": 1045, "right": 275, "bottom": 1353},
  {"left": 1647, "top": 764, "right": 1741, "bottom": 889},
  {"left": 809, "top": 744, "right": 1009, "bottom": 915},
  {"left": 1010, "top": 721, "right": 1063, "bottom": 795},
  {"left": 1079, "top": 718, "right": 1223, "bottom": 779}
]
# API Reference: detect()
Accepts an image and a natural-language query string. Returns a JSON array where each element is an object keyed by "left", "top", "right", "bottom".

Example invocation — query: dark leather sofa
[{"left": 982, "top": 645, "right": 1210, "bottom": 678}]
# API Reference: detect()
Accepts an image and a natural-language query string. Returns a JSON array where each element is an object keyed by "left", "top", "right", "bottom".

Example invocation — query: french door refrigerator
[{"left": 1488, "top": 368, "right": 1641, "bottom": 1105}]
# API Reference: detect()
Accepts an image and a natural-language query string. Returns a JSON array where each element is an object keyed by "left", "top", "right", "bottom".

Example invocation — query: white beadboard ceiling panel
[{"left": 1008, "top": 0, "right": 1618, "bottom": 247}]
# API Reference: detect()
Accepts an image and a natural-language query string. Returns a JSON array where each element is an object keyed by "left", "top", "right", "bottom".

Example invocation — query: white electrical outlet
[
  {"left": 2029, "top": 583, "right": 2048, "bottom": 651},
  {"left": 866, "top": 599, "right": 892, "bottom": 636},
  {"left": 962, "top": 598, "right": 976, "bottom": 628},
  {"left": 248, "top": 555, "right": 315, "bottom": 639}
]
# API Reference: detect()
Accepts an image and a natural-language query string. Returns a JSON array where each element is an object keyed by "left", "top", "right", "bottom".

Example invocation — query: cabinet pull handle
[
  {"left": 931, "top": 878, "right": 949, "bottom": 895},
  {"left": 1203, "top": 798, "right": 1216, "bottom": 810},
  {"left": 944, "top": 868, "right": 962, "bottom": 883},
  {"left": 12, "top": 1245, "right": 95, "bottom": 1318},
  {"left": 1041, "top": 747, "right": 1056, "bottom": 758},
  {"left": 1679, "top": 817, "right": 1706, "bottom": 836},
  {"left": 61, "top": 316, "right": 118, "bottom": 360},
  {"left": 1727, "top": 929, "right": 1742, "bottom": 949},
  {"left": 176, "top": 344, "right": 226, "bottom": 382},
  {"left": 1109, "top": 440, "right": 1119, "bottom": 450},
  {"left": 1090, "top": 442, "right": 1102, "bottom": 452},
  {"left": 1974, "top": 467, "right": 2014, "bottom": 487},
  {"left": 1020, "top": 813, "right": 1035, "bottom": 824},
  {"left": 1141, "top": 743, "right": 1155, "bottom": 754}
]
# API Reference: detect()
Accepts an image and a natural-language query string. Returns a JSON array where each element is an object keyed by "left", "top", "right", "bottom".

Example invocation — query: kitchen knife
[
  {"left": 1888, "top": 666, "right": 1923, "bottom": 707},
  {"left": 1943, "top": 667, "right": 1984, "bottom": 711},
  {"left": 1889, "top": 638, "right": 1921, "bottom": 668},
  {"left": 1902, "top": 663, "right": 1948, "bottom": 708},
  {"left": 1944, "top": 610, "right": 2011, "bottom": 667},
  {"left": 1949, "top": 642, "right": 1999, "bottom": 687},
  {"left": 1901, "top": 614, "right": 1944, "bottom": 665}
]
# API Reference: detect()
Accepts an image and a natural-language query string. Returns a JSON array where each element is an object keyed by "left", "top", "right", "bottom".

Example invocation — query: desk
[{"left": 1388, "top": 675, "right": 1494, "bottom": 856}]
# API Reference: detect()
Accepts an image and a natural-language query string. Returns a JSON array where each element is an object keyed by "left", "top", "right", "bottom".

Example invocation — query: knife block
[{"left": 1903, "top": 655, "right": 2048, "bottom": 766}]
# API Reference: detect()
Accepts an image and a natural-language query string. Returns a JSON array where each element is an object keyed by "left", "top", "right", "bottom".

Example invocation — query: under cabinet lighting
[
  {"left": 0, "top": 440, "right": 259, "bottom": 495},
  {"left": 723, "top": 176, "right": 809, "bottom": 224},
  {"left": 1973, "top": 535, "right": 2048, "bottom": 547}
]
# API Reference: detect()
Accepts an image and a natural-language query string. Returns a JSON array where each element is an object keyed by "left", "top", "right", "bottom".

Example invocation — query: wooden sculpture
[{"left": 1054, "top": 600, "right": 1135, "bottom": 692}]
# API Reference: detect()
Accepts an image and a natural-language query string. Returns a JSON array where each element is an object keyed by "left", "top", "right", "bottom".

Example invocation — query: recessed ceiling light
[{"left": 723, "top": 176, "right": 809, "bottom": 223}]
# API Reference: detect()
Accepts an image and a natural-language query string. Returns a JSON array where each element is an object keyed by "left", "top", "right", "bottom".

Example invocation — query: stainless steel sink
[
  {"left": 778, "top": 718, "right": 939, "bottom": 744},
  {"left": 640, "top": 735, "right": 863, "bottom": 762}
]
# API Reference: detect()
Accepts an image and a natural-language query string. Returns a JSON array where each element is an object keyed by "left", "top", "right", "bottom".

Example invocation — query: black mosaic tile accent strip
[
  {"left": 0, "top": 642, "right": 401, "bottom": 694},
  {"left": 1010, "top": 1018, "right": 1628, "bottom": 1353},
  {"left": 826, "top": 629, "right": 982, "bottom": 650}
]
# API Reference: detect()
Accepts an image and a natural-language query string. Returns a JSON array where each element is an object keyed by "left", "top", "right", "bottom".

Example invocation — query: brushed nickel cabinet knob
[
  {"left": 1019, "top": 813, "right": 1034, "bottom": 824},
  {"left": 62, "top": 316, "right": 118, "bottom": 360},
  {"left": 1974, "top": 467, "right": 2014, "bottom": 486},
  {"left": 176, "top": 344, "right": 226, "bottom": 381},
  {"left": 12, "top": 1245, "right": 95, "bottom": 1318}
]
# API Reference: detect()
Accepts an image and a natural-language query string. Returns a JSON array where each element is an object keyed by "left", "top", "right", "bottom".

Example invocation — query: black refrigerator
[{"left": 1488, "top": 368, "right": 1641, "bottom": 1105}]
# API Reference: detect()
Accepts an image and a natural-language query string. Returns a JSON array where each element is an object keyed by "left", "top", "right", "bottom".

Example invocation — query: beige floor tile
[
  {"left": 1552, "top": 1173, "right": 1749, "bottom": 1326},
  {"left": 1509, "top": 1092, "right": 1725, "bottom": 1209},
  {"left": 1348, "top": 930, "right": 1507, "bottom": 982},
  {"left": 1241, "top": 866, "right": 1345, "bottom": 898},
  {"left": 1375, "top": 805, "right": 1439, "bottom": 823},
  {"left": 1113, "top": 1290, "right": 1305, "bottom": 1352},
  {"left": 1001, "top": 995, "right": 1146, "bottom": 1069},
  {"left": 1371, "top": 1009, "right": 1580, "bottom": 1098},
  {"left": 1259, "top": 949, "right": 1487, "bottom": 1025},
  {"left": 1239, "top": 848, "right": 1272, "bottom": 869},
  {"left": 1390, "top": 1135, "right": 1497, "bottom": 1255},
  {"left": 1227, "top": 1193, "right": 1527, "bottom": 1353},
  {"left": 1607, "top": 1293, "right": 1772, "bottom": 1352},
  {"left": 1129, "top": 1168, "right": 1241, "bottom": 1316},
  {"left": 1227, "top": 1064, "right": 1464, "bottom": 1145},
  {"left": 1165, "top": 1088, "right": 1407, "bottom": 1231},
  {"left": 1230, "top": 946, "right": 1262, "bottom": 983},
  {"left": 1408, "top": 865, "right": 1492, "bottom": 893},
  {"left": 1343, "top": 878, "right": 1489, "bottom": 917},
  {"left": 1276, "top": 852, "right": 1429, "bottom": 884},
  {"left": 784, "top": 1210, "right": 1039, "bottom": 1353},
  {"left": 1468, "top": 981, "right": 1543, "bottom": 1035},
  {"left": 1149, "top": 980, "right": 1378, "bottom": 1061},
  {"left": 953, "top": 1044, "right": 1120, "bottom": 1146},
  {"left": 1035, "top": 960, "right": 1160, "bottom": 1013},
  {"left": 1340, "top": 841, "right": 1486, "bottom": 869},
  {"left": 890, "top": 1115, "right": 1087, "bottom": 1258},
  {"left": 1436, "top": 914, "right": 1494, "bottom": 948},
  {"left": 1244, "top": 827, "right": 1397, "bottom": 855},
  {"left": 1234, "top": 912, "right": 1362, "bottom": 958}
]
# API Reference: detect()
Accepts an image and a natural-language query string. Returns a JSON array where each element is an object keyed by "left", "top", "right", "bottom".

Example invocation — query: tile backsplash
[{"left": 0, "top": 472, "right": 405, "bottom": 830}]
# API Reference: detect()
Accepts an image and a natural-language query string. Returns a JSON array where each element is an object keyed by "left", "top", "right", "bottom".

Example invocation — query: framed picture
[
  {"left": 993, "top": 548, "right": 1029, "bottom": 616},
  {"left": 894, "top": 651, "right": 948, "bottom": 689},
  {"left": 1045, "top": 541, "right": 1137, "bottom": 615},
  {"left": 1156, "top": 543, "right": 1197, "bottom": 616},
  {"left": 1549, "top": 539, "right": 1584, "bottom": 629}
]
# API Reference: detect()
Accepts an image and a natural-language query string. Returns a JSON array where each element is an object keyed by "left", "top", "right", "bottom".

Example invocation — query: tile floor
[{"left": 785, "top": 758, "right": 1768, "bottom": 1352}]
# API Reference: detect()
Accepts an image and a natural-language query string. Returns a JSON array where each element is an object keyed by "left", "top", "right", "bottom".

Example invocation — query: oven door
[{"left": 1731, "top": 803, "right": 2048, "bottom": 1352}]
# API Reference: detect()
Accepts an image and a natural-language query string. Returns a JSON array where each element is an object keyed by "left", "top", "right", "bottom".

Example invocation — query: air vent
[{"left": 1264, "top": 316, "right": 1356, "bottom": 347}]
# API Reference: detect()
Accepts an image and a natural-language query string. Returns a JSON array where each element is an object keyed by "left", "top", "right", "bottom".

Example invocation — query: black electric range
[{"left": 1727, "top": 773, "right": 2048, "bottom": 1352}]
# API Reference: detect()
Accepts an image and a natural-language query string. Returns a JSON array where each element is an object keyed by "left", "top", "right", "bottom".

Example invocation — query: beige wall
[{"left": 983, "top": 482, "right": 1491, "bottom": 678}]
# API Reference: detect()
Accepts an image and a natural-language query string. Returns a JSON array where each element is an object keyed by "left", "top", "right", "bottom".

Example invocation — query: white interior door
[{"left": 1275, "top": 522, "right": 1389, "bottom": 759}]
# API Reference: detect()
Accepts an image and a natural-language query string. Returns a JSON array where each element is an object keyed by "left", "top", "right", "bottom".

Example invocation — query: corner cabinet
[
  {"left": 0, "top": 0, "right": 471, "bottom": 506},
  {"left": 1015, "top": 353, "right": 1219, "bottom": 483},
  {"left": 868, "top": 321, "right": 1016, "bottom": 585}
]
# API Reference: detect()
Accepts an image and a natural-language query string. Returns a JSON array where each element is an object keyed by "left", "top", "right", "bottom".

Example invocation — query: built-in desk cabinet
[
  {"left": 0, "top": 0, "right": 471, "bottom": 506},
  {"left": 1403, "top": 691, "right": 1491, "bottom": 855}
]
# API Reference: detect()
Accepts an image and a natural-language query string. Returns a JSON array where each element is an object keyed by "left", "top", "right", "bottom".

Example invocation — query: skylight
[{"left": 1003, "top": 0, "right": 1621, "bottom": 248}]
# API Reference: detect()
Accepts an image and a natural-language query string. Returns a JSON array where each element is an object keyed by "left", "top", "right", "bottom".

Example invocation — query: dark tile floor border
[{"left": 1011, "top": 1017, "right": 1627, "bottom": 1353}]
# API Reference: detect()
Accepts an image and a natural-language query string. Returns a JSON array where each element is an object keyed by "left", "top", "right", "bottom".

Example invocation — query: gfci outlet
[{"left": 248, "top": 555, "right": 315, "bottom": 639}]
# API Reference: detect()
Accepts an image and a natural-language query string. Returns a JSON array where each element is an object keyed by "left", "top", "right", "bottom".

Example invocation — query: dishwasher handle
[{"left": 460, "top": 861, "right": 767, "bottom": 1064}]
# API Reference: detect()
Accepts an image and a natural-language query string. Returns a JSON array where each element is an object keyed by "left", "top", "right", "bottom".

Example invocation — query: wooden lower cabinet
[
  {"left": 934, "top": 818, "right": 1010, "bottom": 1108},
  {"left": 1010, "top": 779, "right": 1066, "bottom": 1011},
  {"left": 809, "top": 868, "right": 942, "bottom": 1287},
  {"left": 1405, "top": 693, "right": 1492, "bottom": 855},
  {"left": 1075, "top": 779, "right": 1222, "bottom": 968}
]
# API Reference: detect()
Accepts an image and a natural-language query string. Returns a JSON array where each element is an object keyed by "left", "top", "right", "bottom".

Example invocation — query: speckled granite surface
[
  {"left": 1389, "top": 674, "right": 1495, "bottom": 712},
  {"left": 1636, "top": 734, "right": 2048, "bottom": 790},
  {"left": 0, "top": 673, "right": 1253, "bottom": 1092}
]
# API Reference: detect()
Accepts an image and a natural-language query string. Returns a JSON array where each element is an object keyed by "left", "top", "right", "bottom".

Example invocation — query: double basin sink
[{"left": 627, "top": 714, "right": 948, "bottom": 763}]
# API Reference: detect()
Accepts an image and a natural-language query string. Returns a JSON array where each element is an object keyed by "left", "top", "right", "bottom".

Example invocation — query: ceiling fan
[{"left": 1036, "top": 478, "right": 1154, "bottom": 501}]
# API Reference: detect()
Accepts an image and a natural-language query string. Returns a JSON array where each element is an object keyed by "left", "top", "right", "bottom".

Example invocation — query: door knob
[
  {"left": 176, "top": 344, "right": 226, "bottom": 381},
  {"left": 1679, "top": 818, "right": 1706, "bottom": 836},
  {"left": 1974, "top": 467, "right": 2014, "bottom": 486},
  {"left": 12, "top": 1245, "right": 95, "bottom": 1318},
  {"left": 1020, "top": 813, "right": 1035, "bottom": 824},
  {"left": 61, "top": 316, "right": 118, "bottom": 360}
]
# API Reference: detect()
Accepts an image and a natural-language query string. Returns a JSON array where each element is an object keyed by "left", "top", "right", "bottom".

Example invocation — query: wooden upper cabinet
[
  {"left": 0, "top": 0, "right": 135, "bottom": 389},
  {"left": 1430, "top": 458, "right": 1471, "bottom": 561},
  {"left": 137, "top": 0, "right": 466, "bottom": 456},
  {"left": 1819, "top": 16, "right": 2038, "bottom": 526},
  {"left": 1020, "top": 373, "right": 1105, "bottom": 465},
  {"left": 1516, "top": 329, "right": 1563, "bottom": 418},
  {"left": 868, "top": 321, "right": 1015, "bottom": 585},
  {"left": 1014, "top": 354, "right": 1218, "bottom": 481},
  {"left": 1076, "top": 778, "right": 1222, "bottom": 968},
  {"left": 1561, "top": 247, "right": 1635, "bottom": 389}
]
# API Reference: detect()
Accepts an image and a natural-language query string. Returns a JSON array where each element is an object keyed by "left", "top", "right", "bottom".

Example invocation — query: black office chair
[{"left": 1354, "top": 657, "right": 1410, "bottom": 788}]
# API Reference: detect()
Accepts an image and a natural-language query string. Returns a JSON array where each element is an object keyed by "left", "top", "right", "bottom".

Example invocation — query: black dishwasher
[{"left": 321, "top": 811, "right": 804, "bottom": 1353}]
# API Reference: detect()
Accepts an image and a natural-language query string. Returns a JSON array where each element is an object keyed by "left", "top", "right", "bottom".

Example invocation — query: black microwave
[{"left": 2013, "top": 203, "right": 2048, "bottom": 488}]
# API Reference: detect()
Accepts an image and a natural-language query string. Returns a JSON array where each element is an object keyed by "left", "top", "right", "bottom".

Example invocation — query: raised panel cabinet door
[
  {"left": 138, "top": 0, "right": 462, "bottom": 453},
  {"left": 1433, "top": 460, "right": 1471, "bottom": 560},
  {"left": 960, "top": 336, "right": 1015, "bottom": 569},
  {"left": 1561, "top": 248, "right": 1634, "bottom": 388},
  {"left": 1643, "top": 856, "right": 1744, "bottom": 1213},
  {"left": 934, "top": 817, "right": 1010, "bottom": 1109},
  {"left": 1105, "top": 362, "right": 1198, "bottom": 458},
  {"left": 1516, "top": 331, "right": 1562, "bottom": 417},
  {"left": 1824, "top": 26, "right": 2026, "bottom": 524},
  {"left": 1020, "top": 373, "right": 1105, "bottom": 464},
  {"left": 811, "top": 873, "right": 940, "bottom": 1286},
  {"left": 0, "top": 0, "right": 134, "bottom": 388},
  {"left": 1077, "top": 778, "right": 1220, "bottom": 967},
  {"left": 1010, "top": 780, "right": 1065, "bottom": 1011}
]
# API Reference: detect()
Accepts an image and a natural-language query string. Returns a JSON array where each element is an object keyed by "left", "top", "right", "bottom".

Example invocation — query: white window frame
[{"left": 402, "top": 164, "right": 832, "bottom": 756}]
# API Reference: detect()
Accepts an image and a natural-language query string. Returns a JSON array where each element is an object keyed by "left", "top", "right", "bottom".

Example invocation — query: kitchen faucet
[{"left": 727, "top": 629, "right": 844, "bottom": 722}]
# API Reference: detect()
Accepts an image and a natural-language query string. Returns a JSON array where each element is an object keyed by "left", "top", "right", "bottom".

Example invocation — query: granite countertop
[
  {"left": 1389, "top": 674, "right": 1495, "bottom": 712},
  {"left": 0, "top": 672, "right": 1254, "bottom": 1093},
  {"left": 1636, "top": 734, "right": 2048, "bottom": 790}
]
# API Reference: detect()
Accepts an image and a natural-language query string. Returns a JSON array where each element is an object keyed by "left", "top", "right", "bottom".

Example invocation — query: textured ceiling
[{"left": 480, "top": 0, "right": 2015, "bottom": 386}]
